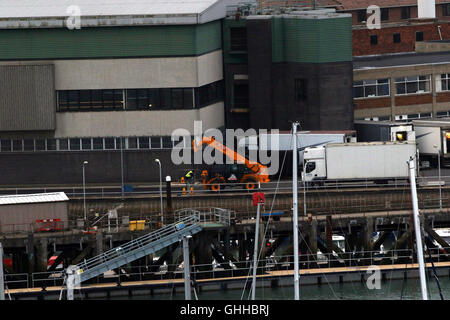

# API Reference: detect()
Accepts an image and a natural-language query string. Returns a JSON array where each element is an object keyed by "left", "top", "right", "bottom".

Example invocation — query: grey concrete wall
[
  {"left": 0, "top": 149, "right": 197, "bottom": 185},
  {"left": 0, "top": 64, "right": 55, "bottom": 132},
  {"left": 0, "top": 51, "right": 223, "bottom": 90},
  {"left": 54, "top": 102, "right": 225, "bottom": 137}
]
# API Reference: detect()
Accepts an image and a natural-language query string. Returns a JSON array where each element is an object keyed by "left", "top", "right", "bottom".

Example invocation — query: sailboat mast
[
  {"left": 293, "top": 122, "right": 300, "bottom": 300},
  {"left": 408, "top": 157, "right": 428, "bottom": 300}
]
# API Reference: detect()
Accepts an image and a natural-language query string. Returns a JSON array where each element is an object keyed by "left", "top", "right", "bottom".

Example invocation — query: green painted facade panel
[
  {"left": 272, "top": 16, "right": 352, "bottom": 63},
  {"left": 0, "top": 21, "right": 222, "bottom": 60}
]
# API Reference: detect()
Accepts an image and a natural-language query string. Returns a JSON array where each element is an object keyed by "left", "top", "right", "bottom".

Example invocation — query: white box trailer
[
  {"left": 302, "top": 141, "right": 417, "bottom": 183},
  {"left": 412, "top": 119, "right": 450, "bottom": 167},
  {"left": 354, "top": 120, "right": 415, "bottom": 142}
]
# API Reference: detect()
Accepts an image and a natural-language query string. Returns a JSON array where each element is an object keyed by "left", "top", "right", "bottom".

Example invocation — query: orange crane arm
[{"left": 192, "top": 136, "right": 270, "bottom": 183}]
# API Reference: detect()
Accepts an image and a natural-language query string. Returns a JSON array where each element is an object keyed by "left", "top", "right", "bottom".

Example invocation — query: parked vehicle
[
  {"left": 354, "top": 120, "right": 415, "bottom": 143},
  {"left": 412, "top": 119, "right": 450, "bottom": 167},
  {"left": 302, "top": 141, "right": 417, "bottom": 185}
]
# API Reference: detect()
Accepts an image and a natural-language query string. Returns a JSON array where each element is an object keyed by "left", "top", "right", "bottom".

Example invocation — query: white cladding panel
[
  {"left": 418, "top": 0, "right": 436, "bottom": 19},
  {"left": 325, "top": 143, "right": 416, "bottom": 180},
  {"left": 414, "top": 125, "right": 441, "bottom": 155}
]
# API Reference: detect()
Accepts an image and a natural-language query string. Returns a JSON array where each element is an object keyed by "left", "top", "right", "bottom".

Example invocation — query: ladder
[{"left": 69, "top": 214, "right": 202, "bottom": 284}]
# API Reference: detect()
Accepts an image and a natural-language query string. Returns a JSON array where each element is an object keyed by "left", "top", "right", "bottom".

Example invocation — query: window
[
  {"left": 58, "top": 89, "right": 125, "bottom": 111},
  {"left": 138, "top": 137, "right": 150, "bottom": 149},
  {"left": 47, "top": 139, "right": 57, "bottom": 151},
  {"left": 393, "top": 33, "right": 401, "bottom": 43},
  {"left": 381, "top": 8, "right": 389, "bottom": 21},
  {"left": 35, "top": 140, "right": 46, "bottom": 151},
  {"left": 195, "top": 81, "right": 224, "bottom": 108},
  {"left": 353, "top": 79, "right": 390, "bottom": 98},
  {"left": 233, "top": 83, "right": 249, "bottom": 108},
  {"left": 59, "top": 139, "right": 69, "bottom": 151},
  {"left": 230, "top": 27, "right": 247, "bottom": 52},
  {"left": 104, "top": 138, "right": 115, "bottom": 150},
  {"left": 151, "top": 137, "right": 162, "bottom": 149},
  {"left": 416, "top": 31, "right": 424, "bottom": 42},
  {"left": 81, "top": 138, "right": 92, "bottom": 150},
  {"left": 93, "top": 138, "right": 104, "bottom": 150},
  {"left": 305, "top": 162, "right": 316, "bottom": 173},
  {"left": 370, "top": 35, "right": 378, "bottom": 45},
  {"left": 357, "top": 10, "right": 366, "bottom": 23},
  {"left": 162, "top": 136, "right": 173, "bottom": 149},
  {"left": 69, "top": 138, "right": 81, "bottom": 151},
  {"left": 443, "top": 4, "right": 450, "bottom": 16},
  {"left": 12, "top": 140, "right": 22, "bottom": 151},
  {"left": 439, "top": 74, "right": 450, "bottom": 91},
  {"left": 127, "top": 137, "right": 138, "bottom": 149},
  {"left": 401, "top": 7, "right": 410, "bottom": 20},
  {"left": 23, "top": 139, "right": 34, "bottom": 151},
  {"left": 395, "top": 76, "right": 431, "bottom": 95},
  {"left": 1, "top": 140, "right": 11, "bottom": 152},
  {"left": 294, "top": 79, "right": 308, "bottom": 102}
]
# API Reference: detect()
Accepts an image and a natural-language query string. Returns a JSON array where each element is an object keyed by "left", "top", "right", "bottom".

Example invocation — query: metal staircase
[{"left": 72, "top": 214, "right": 202, "bottom": 283}]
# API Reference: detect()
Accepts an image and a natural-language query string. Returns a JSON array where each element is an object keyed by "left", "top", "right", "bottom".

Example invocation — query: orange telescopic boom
[{"left": 192, "top": 136, "right": 270, "bottom": 184}]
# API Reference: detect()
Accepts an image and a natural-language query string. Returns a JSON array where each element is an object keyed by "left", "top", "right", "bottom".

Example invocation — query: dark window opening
[
  {"left": 401, "top": 7, "right": 410, "bottom": 20},
  {"left": 305, "top": 162, "right": 316, "bottom": 173},
  {"left": 443, "top": 4, "right": 450, "bottom": 16},
  {"left": 393, "top": 33, "right": 401, "bottom": 43},
  {"left": 233, "top": 83, "right": 249, "bottom": 108},
  {"left": 357, "top": 10, "right": 366, "bottom": 23},
  {"left": 230, "top": 27, "right": 247, "bottom": 52},
  {"left": 381, "top": 8, "right": 389, "bottom": 21},
  {"left": 416, "top": 31, "right": 424, "bottom": 42},
  {"left": 370, "top": 35, "right": 378, "bottom": 45}
]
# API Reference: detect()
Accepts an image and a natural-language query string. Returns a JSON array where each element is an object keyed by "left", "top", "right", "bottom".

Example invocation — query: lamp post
[
  {"left": 82, "top": 161, "right": 88, "bottom": 229},
  {"left": 434, "top": 145, "right": 442, "bottom": 210},
  {"left": 155, "top": 159, "right": 163, "bottom": 226}
]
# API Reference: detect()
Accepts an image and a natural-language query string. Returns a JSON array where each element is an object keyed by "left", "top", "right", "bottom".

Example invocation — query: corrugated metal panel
[
  {"left": 0, "top": 64, "right": 55, "bottom": 131},
  {"left": 0, "top": 192, "right": 69, "bottom": 205},
  {"left": 271, "top": 16, "right": 352, "bottom": 64},
  {"left": 0, "top": 23, "right": 222, "bottom": 60}
]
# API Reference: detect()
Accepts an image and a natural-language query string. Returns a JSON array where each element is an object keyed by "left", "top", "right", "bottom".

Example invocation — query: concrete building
[
  {"left": 0, "top": 1, "right": 356, "bottom": 185},
  {"left": 223, "top": 9, "right": 354, "bottom": 131},
  {"left": 353, "top": 49, "right": 450, "bottom": 121},
  {"left": 0, "top": 0, "right": 229, "bottom": 185}
]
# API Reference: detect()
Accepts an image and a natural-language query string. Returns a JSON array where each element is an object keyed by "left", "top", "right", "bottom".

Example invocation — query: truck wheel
[
  {"left": 241, "top": 176, "right": 257, "bottom": 190},
  {"left": 208, "top": 177, "right": 225, "bottom": 192}
]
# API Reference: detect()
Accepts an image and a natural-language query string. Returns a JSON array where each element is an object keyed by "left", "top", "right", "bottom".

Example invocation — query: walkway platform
[{"left": 6, "top": 261, "right": 450, "bottom": 299}]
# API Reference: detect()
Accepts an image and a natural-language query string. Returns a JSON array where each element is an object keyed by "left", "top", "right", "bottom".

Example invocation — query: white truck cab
[{"left": 302, "top": 146, "right": 327, "bottom": 182}]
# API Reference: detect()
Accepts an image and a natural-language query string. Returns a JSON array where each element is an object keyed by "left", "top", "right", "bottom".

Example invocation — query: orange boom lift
[{"left": 192, "top": 136, "right": 270, "bottom": 191}]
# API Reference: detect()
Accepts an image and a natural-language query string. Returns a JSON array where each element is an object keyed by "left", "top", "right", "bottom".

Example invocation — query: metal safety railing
[
  {"left": 74, "top": 214, "right": 202, "bottom": 283},
  {"left": 9, "top": 247, "right": 450, "bottom": 290},
  {"left": 0, "top": 173, "right": 449, "bottom": 199},
  {"left": 174, "top": 208, "right": 235, "bottom": 227}
]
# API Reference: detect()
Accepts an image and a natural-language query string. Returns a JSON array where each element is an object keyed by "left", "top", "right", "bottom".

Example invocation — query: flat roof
[
  {"left": 353, "top": 51, "right": 450, "bottom": 70},
  {"left": 0, "top": 0, "right": 228, "bottom": 28},
  {"left": 0, "top": 192, "right": 69, "bottom": 205}
]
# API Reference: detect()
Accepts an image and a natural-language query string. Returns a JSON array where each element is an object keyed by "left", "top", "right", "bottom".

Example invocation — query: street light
[
  {"left": 433, "top": 145, "right": 442, "bottom": 210},
  {"left": 155, "top": 159, "right": 163, "bottom": 226},
  {"left": 82, "top": 161, "right": 89, "bottom": 229}
]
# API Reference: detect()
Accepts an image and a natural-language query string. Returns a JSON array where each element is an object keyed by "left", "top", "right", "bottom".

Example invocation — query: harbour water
[{"left": 106, "top": 278, "right": 450, "bottom": 300}]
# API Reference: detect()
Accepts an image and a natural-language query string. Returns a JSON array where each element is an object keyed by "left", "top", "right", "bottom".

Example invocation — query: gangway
[{"left": 63, "top": 214, "right": 202, "bottom": 298}]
